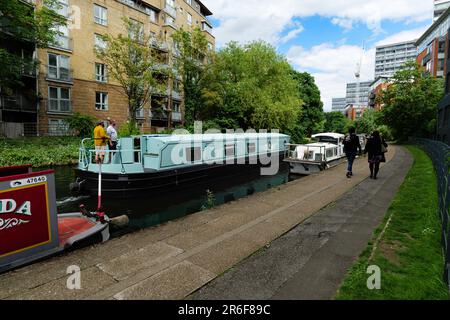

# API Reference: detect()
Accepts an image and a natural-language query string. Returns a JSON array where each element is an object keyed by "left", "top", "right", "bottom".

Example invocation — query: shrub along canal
[{"left": 49, "top": 163, "right": 299, "bottom": 237}]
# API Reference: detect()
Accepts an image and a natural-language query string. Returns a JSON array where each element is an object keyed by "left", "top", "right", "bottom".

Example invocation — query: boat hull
[
  {"left": 73, "top": 153, "right": 286, "bottom": 198},
  {"left": 286, "top": 156, "right": 346, "bottom": 175}
]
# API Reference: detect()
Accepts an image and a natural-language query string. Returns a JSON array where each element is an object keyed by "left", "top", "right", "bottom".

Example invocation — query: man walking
[
  {"left": 106, "top": 120, "right": 118, "bottom": 164},
  {"left": 343, "top": 127, "right": 362, "bottom": 178},
  {"left": 94, "top": 121, "right": 109, "bottom": 164}
]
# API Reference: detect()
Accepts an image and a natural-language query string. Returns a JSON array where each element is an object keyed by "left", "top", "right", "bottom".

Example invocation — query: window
[
  {"left": 94, "top": 4, "right": 108, "bottom": 25},
  {"left": 95, "top": 63, "right": 107, "bottom": 82},
  {"left": 94, "top": 34, "right": 107, "bottom": 50},
  {"left": 207, "top": 42, "right": 213, "bottom": 51},
  {"left": 167, "top": 0, "right": 175, "bottom": 7},
  {"left": 146, "top": 8, "right": 157, "bottom": 23},
  {"left": 247, "top": 143, "right": 256, "bottom": 154},
  {"left": 95, "top": 92, "right": 108, "bottom": 110},
  {"left": 52, "top": 25, "right": 70, "bottom": 50},
  {"left": 48, "top": 53, "right": 71, "bottom": 81},
  {"left": 186, "top": 0, "right": 192, "bottom": 5},
  {"left": 129, "top": 19, "right": 144, "bottom": 42},
  {"left": 186, "top": 147, "right": 201, "bottom": 162},
  {"left": 225, "top": 144, "right": 235, "bottom": 157},
  {"left": 187, "top": 12, "right": 192, "bottom": 25},
  {"left": 48, "top": 0, "right": 69, "bottom": 17},
  {"left": 173, "top": 102, "right": 180, "bottom": 112},
  {"left": 48, "top": 87, "right": 71, "bottom": 113}
]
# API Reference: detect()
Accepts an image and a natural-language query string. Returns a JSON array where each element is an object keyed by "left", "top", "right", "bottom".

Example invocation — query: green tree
[
  {"left": 353, "top": 108, "right": 380, "bottom": 134},
  {"left": 288, "top": 71, "right": 324, "bottom": 141},
  {"left": 172, "top": 27, "right": 210, "bottom": 125},
  {"left": 64, "top": 113, "right": 95, "bottom": 137},
  {"left": 378, "top": 61, "right": 444, "bottom": 141},
  {"left": 0, "top": 0, "right": 65, "bottom": 91},
  {"left": 323, "top": 111, "right": 351, "bottom": 133},
  {"left": 95, "top": 18, "right": 163, "bottom": 125},
  {"left": 201, "top": 41, "right": 302, "bottom": 132}
]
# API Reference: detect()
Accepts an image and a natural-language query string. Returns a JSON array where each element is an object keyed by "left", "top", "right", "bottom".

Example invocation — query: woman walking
[{"left": 364, "top": 130, "right": 388, "bottom": 179}]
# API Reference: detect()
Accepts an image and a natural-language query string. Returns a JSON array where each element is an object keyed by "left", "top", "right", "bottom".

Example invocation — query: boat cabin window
[
  {"left": 186, "top": 147, "right": 201, "bottom": 162},
  {"left": 313, "top": 136, "right": 338, "bottom": 145},
  {"left": 247, "top": 142, "right": 256, "bottom": 153},
  {"left": 225, "top": 144, "right": 235, "bottom": 157}
]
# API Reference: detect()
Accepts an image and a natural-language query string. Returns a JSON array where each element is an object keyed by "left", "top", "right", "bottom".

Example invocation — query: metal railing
[{"left": 415, "top": 138, "right": 450, "bottom": 290}]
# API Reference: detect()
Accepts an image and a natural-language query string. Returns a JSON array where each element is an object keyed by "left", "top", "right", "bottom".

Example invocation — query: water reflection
[{"left": 46, "top": 163, "right": 299, "bottom": 236}]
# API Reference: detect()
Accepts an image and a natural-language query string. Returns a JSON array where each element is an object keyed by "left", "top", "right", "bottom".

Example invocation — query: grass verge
[
  {"left": 335, "top": 145, "right": 449, "bottom": 300},
  {"left": 0, "top": 137, "right": 82, "bottom": 167}
]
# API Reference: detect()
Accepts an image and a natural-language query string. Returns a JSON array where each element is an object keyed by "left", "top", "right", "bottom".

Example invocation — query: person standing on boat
[
  {"left": 343, "top": 127, "right": 362, "bottom": 178},
  {"left": 106, "top": 120, "right": 118, "bottom": 164},
  {"left": 364, "top": 130, "right": 388, "bottom": 180},
  {"left": 94, "top": 121, "right": 110, "bottom": 164}
]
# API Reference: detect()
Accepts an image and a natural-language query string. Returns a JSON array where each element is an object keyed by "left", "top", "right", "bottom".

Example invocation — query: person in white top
[{"left": 106, "top": 120, "right": 118, "bottom": 163}]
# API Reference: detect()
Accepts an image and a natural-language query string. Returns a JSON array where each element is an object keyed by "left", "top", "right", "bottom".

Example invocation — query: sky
[{"left": 201, "top": 0, "right": 436, "bottom": 111}]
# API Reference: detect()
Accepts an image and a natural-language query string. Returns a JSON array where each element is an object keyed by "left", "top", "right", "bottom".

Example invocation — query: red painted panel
[{"left": 0, "top": 183, "right": 51, "bottom": 257}]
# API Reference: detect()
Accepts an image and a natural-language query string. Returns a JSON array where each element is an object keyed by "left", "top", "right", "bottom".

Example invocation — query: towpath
[{"left": 0, "top": 145, "right": 410, "bottom": 300}]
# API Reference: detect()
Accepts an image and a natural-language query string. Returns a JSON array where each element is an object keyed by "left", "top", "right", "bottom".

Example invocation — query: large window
[
  {"left": 48, "top": 87, "right": 71, "bottom": 113},
  {"left": 129, "top": 19, "right": 145, "bottom": 42},
  {"left": 95, "top": 63, "right": 107, "bottom": 82},
  {"left": 52, "top": 25, "right": 70, "bottom": 50},
  {"left": 94, "top": 4, "right": 108, "bottom": 25},
  {"left": 48, "top": 53, "right": 71, "bottom": 81},
  {"left": 95, "top": 92, "right": 108, "bottom": 110},
  {"left": 186, "top": 147, "right": 201, "bottom": 162},
  {"left": 146, "top": 8, "right": 158, "bottom": 23},
  {"left": 94, "top": 34, "right": 107, "bottom": 50},
  {"left": 187, "top": 12, "right": 192, "bottom": 25}
]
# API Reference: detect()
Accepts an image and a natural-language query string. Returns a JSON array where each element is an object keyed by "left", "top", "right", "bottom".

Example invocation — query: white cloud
[
  {"left": 375, "top": 26, "right": 429, "bottom": 46},
  {"left": 280, "top": 27, "right": 305, "bottom": 44},
  {"left": 202, "top": 0, "right": 433, "bottom": 46},
  {"left": 331, "top": 18, "right": 354, "bottom": 31},
  {"left": 287, "top": 44, "right": 376, "bottom": 112}
]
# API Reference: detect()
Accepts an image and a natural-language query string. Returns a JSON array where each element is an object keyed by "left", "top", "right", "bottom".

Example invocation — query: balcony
[
  {"left": 0, "top": 95, "right": 37, "bottom": 112},
  {"left": 150, "top": 38, "right": 169, "bottom": 52},
  {"left": 172, "top": 111, "right": 182, "bottom": 122},
  {"left": 164, "top": 5, "right": 177, "bottom": 18},
  {"left": 135, "top": 108, "right": 145, "bottom": 119},
  {"left": 201, "top": 22, "right": 213, "bottom": 35},
  {"left": 46, "top": 99, "right": 72, "bottom": 114},
  {"left": 150, "top": 109, "right": 168, "bottom": 120},
  {"left": 46, "top": 66, "right": 73, "bottom": 83},
  {"left": 164, "top": 17, "right": 177, "bottom": 29},
  {"left": 171, "top": 90, "right": 182, "bottom": 101}
]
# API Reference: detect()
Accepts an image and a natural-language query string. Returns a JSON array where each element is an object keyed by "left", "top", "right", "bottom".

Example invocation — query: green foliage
[
  {"left": 336, "top": 146, "right": 449, "bottom": 300},
  {"left": 323, "top": 112, "right": 352, "bottom": 133},
  {"left": 95, "top": 18, "right": 163, "bottom": 122},
  {"left": 200, "top": 41, "right": 302, "bottom": 133},
  {"left": 201, "top": 189, "right": 216, "bottom": 210},
  {"left": 0, "top": 0, "right": 65, "bottom": 90},
  {"left": 378, "top": 61, "right": 444, "bottom": 142},
  {"left": 172, "top": 28, "right": 211, "bottom": 125},
  {"left": 64, "top": 113, "right": 95, "bottom": 137},
  {"left": 353, "top": 109, "right": 380, "bottom": 134},
  {"left": 377, "top": 125, "right": 393, "bottom": 141},
  {"left": 0, "top": 137, "right": 81, "bottom": 167},
  {"left": 118, "top": 121, "right": 141, "bottom": 137},
  {"left": 291, "top": 71, "right": 325, "bottom": 136}
]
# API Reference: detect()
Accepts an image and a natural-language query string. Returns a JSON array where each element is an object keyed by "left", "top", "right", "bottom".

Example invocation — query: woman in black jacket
[{"left": 364, "top": 130, "right": 388, "bottom": 179}]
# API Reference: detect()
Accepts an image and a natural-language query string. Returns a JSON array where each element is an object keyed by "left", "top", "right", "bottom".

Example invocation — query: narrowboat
[
  {"left": 284, "top": 133, "right": 347, "bottom": 175},
  {"left": 70, "top": 133, "right": 291, "bottom": 197},
  {"left": 0, "top": 165, "right": 111, "bottom": 273}
]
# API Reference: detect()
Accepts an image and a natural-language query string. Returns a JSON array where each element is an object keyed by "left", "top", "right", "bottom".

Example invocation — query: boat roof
[
  {"left": 141, "top": 133, "right": 290, "bottom": 142},
  {"left": 312, "top": 133, "right": 345, "bottom": 139}
]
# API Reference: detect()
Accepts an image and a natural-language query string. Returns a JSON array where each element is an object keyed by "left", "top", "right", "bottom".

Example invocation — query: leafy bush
[
  {"left": 64, "top": 113, "right": 95, "bottom": 137},
  {"left": 0, "top": 137, "right": 81, "bottom": 167},
  {"left": 118, "top": 121, "right": 141, "bottom": 137}
]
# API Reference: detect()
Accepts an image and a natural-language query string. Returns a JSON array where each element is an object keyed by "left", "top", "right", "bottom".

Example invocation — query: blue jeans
[{"left": 346, "top": 152, "right": 356, "bottom": 173}]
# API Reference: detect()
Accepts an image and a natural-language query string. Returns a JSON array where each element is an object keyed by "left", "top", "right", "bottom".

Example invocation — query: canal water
[{"left": 49, "top": 164, "right": 299, "bottom": 237}]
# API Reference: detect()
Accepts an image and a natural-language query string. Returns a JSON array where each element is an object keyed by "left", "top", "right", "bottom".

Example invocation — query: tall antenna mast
[{"left": 355, "top": 41, "right": 365, "bottom": 107}]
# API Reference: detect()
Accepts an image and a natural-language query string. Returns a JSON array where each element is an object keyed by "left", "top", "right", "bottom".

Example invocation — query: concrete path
[
  {"left": 0, "top": 146, "right": 406, "bottom": 300},
  {"left": 190, "top": 146, "right": 412, "bottom": 300}
]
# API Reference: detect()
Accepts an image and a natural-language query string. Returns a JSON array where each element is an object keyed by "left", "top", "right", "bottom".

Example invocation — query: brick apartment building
[
  {"left": 2, "top": 0, "right": 215, "bottom": 137},
  {"left": 416, "top": 6, "right": 450, "bottom": 78}
]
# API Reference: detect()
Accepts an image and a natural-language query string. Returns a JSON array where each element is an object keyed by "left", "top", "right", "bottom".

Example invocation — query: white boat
[{"left": 284, "top": 133, "right": 346, "bottom": 175}]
